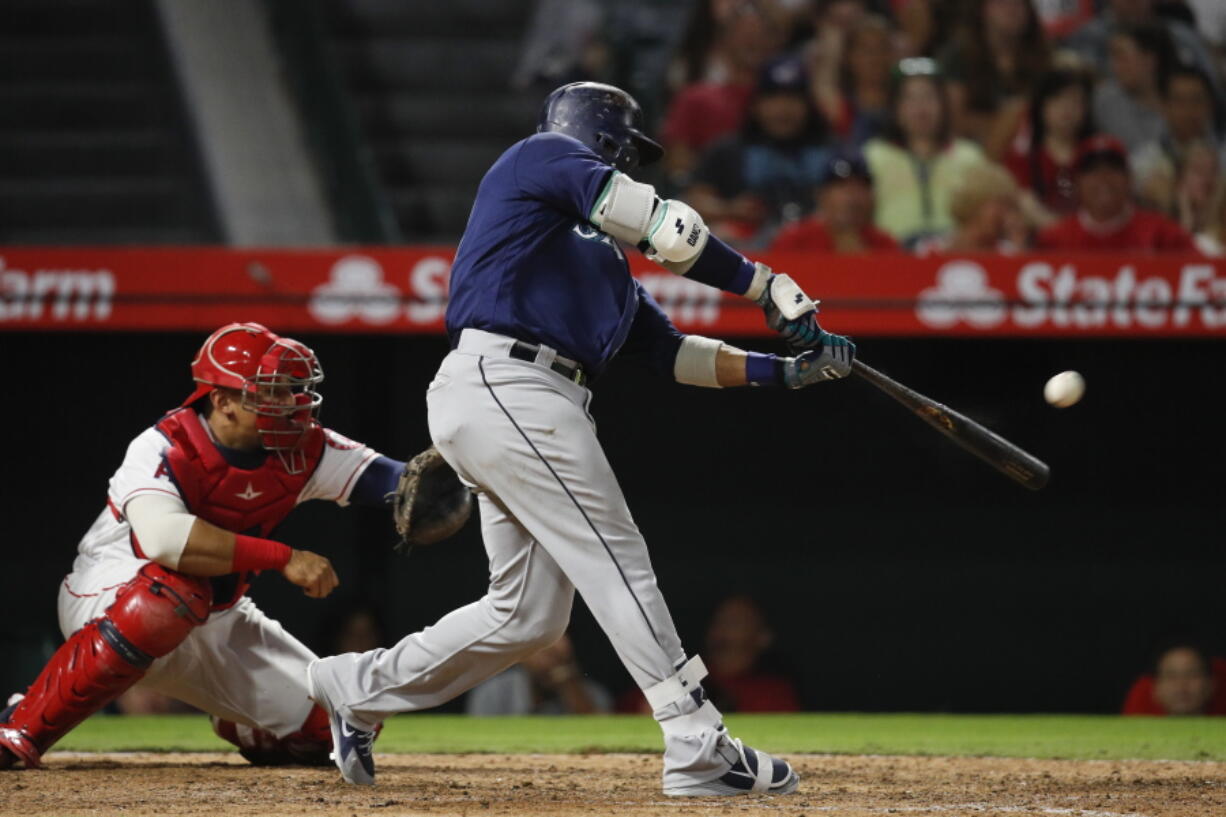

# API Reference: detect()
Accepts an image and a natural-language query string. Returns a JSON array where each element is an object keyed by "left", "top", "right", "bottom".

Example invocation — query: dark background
[{"left": 2, "top": 331, "right": 1222, "bottom": 713}]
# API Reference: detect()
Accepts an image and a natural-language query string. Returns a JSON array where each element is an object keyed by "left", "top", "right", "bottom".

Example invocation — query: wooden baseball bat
[{"left": 851, "top": 359, "right": 1050, "bottom": 491}]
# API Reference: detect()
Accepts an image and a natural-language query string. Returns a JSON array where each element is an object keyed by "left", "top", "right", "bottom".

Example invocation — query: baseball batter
[
  {"left": 0, "top": 323, "right": 408, "bottom": 770},
  {"left": 307, "top": 82, "right": 855, "bottom": 795}
]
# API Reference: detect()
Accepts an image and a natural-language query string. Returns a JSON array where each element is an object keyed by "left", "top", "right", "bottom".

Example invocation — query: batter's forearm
[
  {"left": 715, "top": 345, "right": 749, "bottom": 387},
  {"left": 676, "top": 339, "right": 783, "bottom": 389}
]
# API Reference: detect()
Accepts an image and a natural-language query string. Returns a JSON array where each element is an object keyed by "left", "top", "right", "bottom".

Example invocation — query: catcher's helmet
[
  {"left": 182, "top": 322, "right": 324, "bottom": 473},
  {"left": 538, "top": 82, "right": 663, "bottom": 173}
]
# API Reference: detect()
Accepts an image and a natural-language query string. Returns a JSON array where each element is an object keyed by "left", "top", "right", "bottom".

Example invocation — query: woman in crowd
[
  {"left": 863, "top": 58, "right": 988, "bottom": 247},
  {"left": 917, "top": 162, "right": 1031, "bottom": 253},
  {"left": 661, "top": 0, "right": 790, "bottom": 185},
  {"left": 938, "top": 0, "right": 1051, "bottom": 158},
  {"left": 1004, "top": 68, "right": 1095, "bottom": 219},
  {"left": 1194, "top": 179, "right": 1226, "bottom": 256},
  {"left": 809, "top": 14, "right": 898, "bottom": 150},
  {"left": 1091, "top": 23, "right": 1175, "bottom": 152}
]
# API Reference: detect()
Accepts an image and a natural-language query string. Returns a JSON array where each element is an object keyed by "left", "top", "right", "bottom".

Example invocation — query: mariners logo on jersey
[{"left": 572, "top": 223, "right": 625, "bottom": 261}]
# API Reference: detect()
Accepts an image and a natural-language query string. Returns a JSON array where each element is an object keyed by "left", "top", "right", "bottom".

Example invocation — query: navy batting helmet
[{"left": 537, "top": 82, "right": 663, "bottom": 173}]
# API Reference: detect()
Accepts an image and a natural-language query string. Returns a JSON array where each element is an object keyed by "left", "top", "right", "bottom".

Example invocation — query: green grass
[{"left": 54, "top": 713, "right": 1226, "bottom": 761}]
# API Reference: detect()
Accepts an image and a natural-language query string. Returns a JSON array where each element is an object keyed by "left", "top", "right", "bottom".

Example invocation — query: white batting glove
[{"left": 645, "top": 199, "right": 709, "bottom": 264}]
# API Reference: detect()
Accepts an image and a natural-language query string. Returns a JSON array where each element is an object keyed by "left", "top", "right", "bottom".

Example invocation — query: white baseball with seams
[{"left": 1044, "top": 371, "right": 1085, "bottom": 408}]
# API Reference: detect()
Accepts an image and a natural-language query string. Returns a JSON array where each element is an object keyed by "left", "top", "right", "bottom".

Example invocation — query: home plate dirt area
[{"left": 2, "top": 752, "right": 1224, "bottom": 817}]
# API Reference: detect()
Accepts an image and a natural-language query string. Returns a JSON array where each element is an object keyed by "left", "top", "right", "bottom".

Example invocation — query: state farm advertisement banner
[{"left": 1, "top": 247, "right": 1224, "bottom": 336}]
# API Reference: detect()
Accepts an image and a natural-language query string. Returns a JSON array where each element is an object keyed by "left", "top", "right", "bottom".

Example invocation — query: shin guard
[
  {"left": 0, "top": 564, "right": 210, "bottom": 769},
  {"left": 211, "top": 704, "right": 333, "bottom": 766}
]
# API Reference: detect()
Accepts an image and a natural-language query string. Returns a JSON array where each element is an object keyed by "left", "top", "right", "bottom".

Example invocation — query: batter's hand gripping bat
[{"left": 851, "top": 359, "right": 1050, "bottom": 491}]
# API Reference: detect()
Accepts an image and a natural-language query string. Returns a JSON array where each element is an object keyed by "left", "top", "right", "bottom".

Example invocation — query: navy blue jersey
[{"left": 447, "top": 132, "right": 656, "bottom": 377}]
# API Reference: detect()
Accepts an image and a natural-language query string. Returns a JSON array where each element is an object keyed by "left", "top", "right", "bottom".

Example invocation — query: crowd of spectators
[{"left": 644, "top": 0, "right": 1226, "bottom": 254}]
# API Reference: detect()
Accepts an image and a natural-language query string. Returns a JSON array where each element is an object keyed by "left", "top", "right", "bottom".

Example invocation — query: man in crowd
[
  {"left": 1132, "top": 65, "right": 1226, "bottom": 213},
  {"left": 1037, "top": 135, "right": 1198, "bottom": 251},
  {"left": 1123, "top": 641, "right": 1226, "bottom": 716},
  {"left": 771, "top": 154, "right": 898, "bottom": 252}
]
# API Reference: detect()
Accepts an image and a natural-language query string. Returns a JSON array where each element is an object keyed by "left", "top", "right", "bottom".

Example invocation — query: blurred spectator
[
  {"left": 1064, "top": 0, "right": 1225, "bottom": 104},
  {"left": 702, "top": 595, "right": 800, "bottom": 713},
  {"left": 772, "top": 153, "right": 899, "bottom": 250},
  {"left": 511, "top": 0, "right": 607, "bottom": 90},
  {"left": 466, "top": 634, "right": 613, "bottom": 715},
  {"left": 919, "top": 162, "right": 1031, "bottom": 252},
  {"left": 789, "top": 0, "right": 880, "bottom": 47},
  {"left": 1184, "top": 0, "right": 1226, "bottom": 54},
  {"left": 1157, "top": 139, "right": 1226, "bottom": 231},
  {"left": 685, "top": 56, "right": 831, "bottom": 244},
  {"left": 864, "top": 59, "right": 989, "bottom": 246},
  {"left": 1004, "top": 68, "right": 1096, "bottom": 217},
  {"left": 895, "top": 0, "right": 962, "bottom": 58},
  {"left": 938, "top": 0, "right": 1052, "bottom": 159},
  {"left": 1195, "top": 178, "right": 1226, "bottom": 255},
  {"left": 1092, "top": 24, "right": 1176, "bottom": 152},
  {"left": 1123, "top": 641, "right": 1226, "bottom": 716},
  {"left": 1036, "top": 134, "right": 1199, "bottom": 250},
  {"left": 662, "top": 0, "right": 791, "bottom": 184},
  {"left": 329, "top": 604, "right": 385, "bottom": 654},
  {"left": 810, "top": 14, "right": 899, "bottom": 149},
  {"left": 1132, "top": 65, "right": 1226, "bottom": 212},
  {"left": 1031, "top": 0, "right": 1095, "bottom": 39}
]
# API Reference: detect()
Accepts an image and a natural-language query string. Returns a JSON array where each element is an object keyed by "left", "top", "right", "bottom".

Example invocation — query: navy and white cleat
[
  {"left": 664, "top": 736, "right": 800, "bottom": 797},
  {"left": 307, "top": 660, "right": 376, "bottom": 785}
]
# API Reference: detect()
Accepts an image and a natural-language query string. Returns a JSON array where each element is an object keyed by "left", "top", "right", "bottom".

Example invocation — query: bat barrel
[{"left": 851, "top": 360, "right": 1050, "bottom": 491}]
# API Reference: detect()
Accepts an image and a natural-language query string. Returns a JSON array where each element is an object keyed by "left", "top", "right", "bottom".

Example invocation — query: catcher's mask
[{"left": 182, "top": 322, "right": 324, "bottom": 474}]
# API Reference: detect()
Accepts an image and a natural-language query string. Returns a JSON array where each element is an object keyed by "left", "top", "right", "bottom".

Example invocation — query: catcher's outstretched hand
[
  {"left": 282, "top": 549, "right": 339, "bottom": 598},
  {"left": 392, "top": 445, "right": 474, "bottom": 552}
]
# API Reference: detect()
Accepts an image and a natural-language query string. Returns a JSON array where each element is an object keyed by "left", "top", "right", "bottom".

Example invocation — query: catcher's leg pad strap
[
  {"left": 0, "top": 564, "right": 211, "bottom": 766},
  {"left": 643, "top": 655, "right": 708, "bottom": 710}
]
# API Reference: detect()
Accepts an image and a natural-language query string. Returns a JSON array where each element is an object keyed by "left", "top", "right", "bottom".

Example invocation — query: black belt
[{"left": 509, "top": 341, "right": 587, "bottom": 386}]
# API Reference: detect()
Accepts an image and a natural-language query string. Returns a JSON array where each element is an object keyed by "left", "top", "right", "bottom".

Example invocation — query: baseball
[{"left": 1044, "top": 371, "right": 1085, "bottom": 408}]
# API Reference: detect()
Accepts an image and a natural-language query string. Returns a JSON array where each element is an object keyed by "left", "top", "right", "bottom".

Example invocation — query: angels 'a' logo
[{"left": 236, "top": 482, "right": 264, "bottom": 501}]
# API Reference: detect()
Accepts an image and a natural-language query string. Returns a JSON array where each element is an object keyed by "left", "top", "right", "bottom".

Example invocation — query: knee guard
[
  {"left": 212, "top": 704, "right": 349, "bottom": 767},
  {"left": 0, "top": 564, "right": 210, "bottom": 769}
]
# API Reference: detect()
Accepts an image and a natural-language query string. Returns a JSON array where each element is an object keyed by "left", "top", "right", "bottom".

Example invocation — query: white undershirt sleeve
[{"left": 125, "top": 493, "right": 197, "bottom": 570}]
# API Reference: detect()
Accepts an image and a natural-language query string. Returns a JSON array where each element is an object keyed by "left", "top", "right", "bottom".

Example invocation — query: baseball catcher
[{"left": 0, "top": 322, "right": 466, "bottom": 770}]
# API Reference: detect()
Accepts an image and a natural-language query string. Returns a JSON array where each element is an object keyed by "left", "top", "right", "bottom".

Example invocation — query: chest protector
[{"left": 155, "top": 408, "right": 324, "bottom": 609}]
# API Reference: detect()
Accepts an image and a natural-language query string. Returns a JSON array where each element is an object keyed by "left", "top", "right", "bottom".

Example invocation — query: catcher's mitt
[{"left": 391, "top": 446, "right": 473, "bottom": 550}]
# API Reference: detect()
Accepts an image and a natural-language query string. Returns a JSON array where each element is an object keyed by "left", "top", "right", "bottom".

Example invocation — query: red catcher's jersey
[{"left": 156, "top": 408, "right": 325, "bottom": 609}]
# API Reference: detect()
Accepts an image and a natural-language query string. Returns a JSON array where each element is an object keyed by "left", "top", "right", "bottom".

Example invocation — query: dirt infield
[{"left": 2, "top": 752, "right": 1224, "bottom": 817}]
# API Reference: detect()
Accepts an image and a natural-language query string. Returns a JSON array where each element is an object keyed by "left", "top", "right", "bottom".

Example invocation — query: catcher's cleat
[
  {"left": 0, "top": 726, "right": 40, "bottom": 771},
  {"left": 307, "top": 660, "right": 376, "bottom": 785},
  {"left": 664, "top": 735, "right": 799, "bottom": 797}
]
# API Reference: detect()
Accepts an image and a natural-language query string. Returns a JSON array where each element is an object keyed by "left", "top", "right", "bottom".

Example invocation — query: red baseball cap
[{"left": 1073, "top": 135, "right": 1129, "bottom": 174}]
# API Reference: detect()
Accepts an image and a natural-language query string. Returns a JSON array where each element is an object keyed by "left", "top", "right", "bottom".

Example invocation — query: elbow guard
[
  {"left": 645, "top": 199, "right": 709, "bottom": 264},
  {"left": 125, "top": 493, "right": 195, "bottom": 569},
  {"left": 590, "top": 171, "right": 657, "bottom": 245},
  {"left": 673, "top": 335, "right": 723, "bottom": 388}
]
